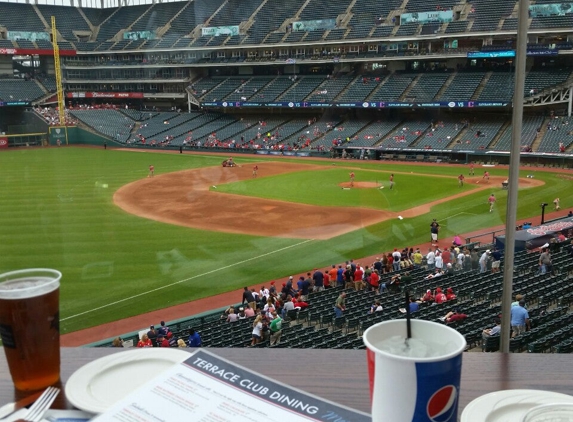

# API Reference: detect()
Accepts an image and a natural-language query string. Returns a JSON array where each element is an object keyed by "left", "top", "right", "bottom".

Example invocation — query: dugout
[{"left": 495, "top": 216, "right": 573, "bottom": 251}]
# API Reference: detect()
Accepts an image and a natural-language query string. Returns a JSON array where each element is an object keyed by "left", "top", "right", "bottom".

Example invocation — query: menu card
[{"left": 93, "top": 349, "right": 370, "bottom": 422}]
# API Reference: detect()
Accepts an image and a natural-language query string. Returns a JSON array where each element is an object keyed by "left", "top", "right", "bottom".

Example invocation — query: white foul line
[{"left": 61, "top": 238, "right": 315, "bottom": 322}]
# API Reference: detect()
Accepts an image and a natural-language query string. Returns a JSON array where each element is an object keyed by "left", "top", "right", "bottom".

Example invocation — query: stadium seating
[
  {"left": 37, "top": 5, "right": 90, "bottom": 41},
  {"left": 0, "top": 3, "right": 45, "bottom": 32},
  {"left": 306, "top": 76, "right": 354, "bottom": 103},
  {"left": 415, "top": 121, "right": 464, "bottom": 150},
  {"left": 469, "top": 0, "right": 516, "bottom": 32},
  {"left": 377, "top": 120, "right": 430, "bottom": 149},
  {"left": 492, "top": 116, "right": 545, "bottom": 151},
  {"left": 537, "top": 117, "right": 573, "bottom": 153},
  {"left": 369, "top": 74, "right": 416, "bottom": 101},
  {"left": 452, "top": 119, "right": 505, "bottom": 150},
  {"left": 438, "top": 73, "right": 485, "bottom": 101},
  {"left": 279, "top": 76, "right": 325, "bottom": 102},
  {"left": 70, "top": 109, "right": 132, "bottom": 141},
  {"left": 0, "top": 79, "right": 46, "bottom": 102},
  {"left": 337, "top": 76, "right": 380, "bottom": 102},
  {"left": 308, "top": 119, "right": 371, "bottom": 151},
  {"left": 406, "top": 73, "right": 450, "bottom": 101}
]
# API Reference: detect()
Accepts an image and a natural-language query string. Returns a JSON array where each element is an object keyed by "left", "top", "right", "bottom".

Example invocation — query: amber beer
[{"left": 0, "top": 269, "right": 61, "bottom": 391}]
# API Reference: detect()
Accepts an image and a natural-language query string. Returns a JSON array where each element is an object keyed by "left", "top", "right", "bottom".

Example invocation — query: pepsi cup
[{"left": 363, "top": 320, "right": 466, "bottom": 422}]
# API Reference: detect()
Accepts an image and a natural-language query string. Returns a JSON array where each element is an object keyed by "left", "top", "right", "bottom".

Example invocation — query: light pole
[{"left": 541, "top": 203, "right": 548, "bottom": 224}]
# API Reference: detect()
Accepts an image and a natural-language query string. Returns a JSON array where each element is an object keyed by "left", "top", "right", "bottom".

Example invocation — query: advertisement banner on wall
[
  {"left": 7, "top": 31, "right": 51, "bottom": 42},
  {"left": 49, "top": 127, "right": 68, "bottom": 146},
  {"left": 529, "top": 3, "right": 573, "bottom": 17},
  {"left": 201, "top": 26, "right": 240, "bottom": 37},
  {"left": 400, "top": 10, "right": 453, "bottom": 24},
  {"left": 123, "top": 31, "right": 156, "bottom": 40},
  {"left": 0, "top": 48, "right": 76, "bottom": 56},
  {"left": 66, "top": 92, "right": 145, "bottom": 99},
  {"left": 292, "top": 19, "right": 337, "bottom": 31},
  {"left": 0, "top": 137, "right": 8, "bottom": 148}
]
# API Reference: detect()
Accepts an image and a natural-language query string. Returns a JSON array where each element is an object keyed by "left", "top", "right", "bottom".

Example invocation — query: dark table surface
[{"left": 1, "top": 348, "right": 573, "bottom": 414}]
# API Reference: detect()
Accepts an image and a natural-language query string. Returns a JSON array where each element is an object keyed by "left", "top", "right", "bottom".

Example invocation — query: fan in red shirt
[
  {"left": 441, "top": 309, "right": 468, "bottom": 324},
  {"left": 434, "top": 287, "right": 447, "bottom": 304},
  {"left": 446, "top": 287, "right": 457, "bottom": 301},
  {"left": 368, "top": 271, "right": 380, "bottom": 291},
  {"left": 323, "top": 269, "right": 330, "bottom": 288},
  {"left": 353, "top": 265, "right": 364, "bottom": 290}
]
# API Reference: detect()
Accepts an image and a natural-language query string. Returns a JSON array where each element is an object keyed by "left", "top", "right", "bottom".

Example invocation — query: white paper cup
[{"left": 363, "top": 319, "right": 466, "bottom": 422}]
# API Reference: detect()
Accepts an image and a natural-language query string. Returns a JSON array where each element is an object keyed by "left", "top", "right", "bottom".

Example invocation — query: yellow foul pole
[{"left": 51, "top": 16, "right": 66, "bottom": 126}]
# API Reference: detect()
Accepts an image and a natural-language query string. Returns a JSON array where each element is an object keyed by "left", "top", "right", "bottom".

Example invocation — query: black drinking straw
[{"left": 405, "top": 290, "right": 412, "bottom": 341}]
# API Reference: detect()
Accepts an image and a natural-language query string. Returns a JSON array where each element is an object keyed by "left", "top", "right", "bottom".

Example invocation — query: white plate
[
  {"left": 462, "top": 389, "right": 573, "bottom": 422},
  {"left": 65, "top": 348, "right": 191, "bottom": 414}
]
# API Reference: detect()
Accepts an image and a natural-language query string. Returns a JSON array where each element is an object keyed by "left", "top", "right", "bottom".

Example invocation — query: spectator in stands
[
  {"left": 353, "top": 264, "right": 364, "bottom": 291},
  {"left": 369, "top": 300, "right": 383, "bottom": 314},
  {"left": 412, "top": 249, "right": 423, "bottom": 268},
  {"left": 400, "top": 297, "right": 419, "bottom": 314},
  {"left": 177, "top": 339, "right": 187, "bottom": 348},
  {"left": 344, "top": 265, "right": 354, "bottom": 289},
  {"left": 470, "top": 249, "right": 479, "bottom": 271},
  {"left": 188, "top": 329, "right": 202, "bottom": 347},
  {"left": 282, "top": 294, "right": 295, "bottom": 318},
  {"left": 237, "top": 307, "right": 247, "bottom": 320},
  {"left": 244, "top": 305, "right": 255, "bottom": 318},
  {"left": 312, "top": 269, "right": 324, "bottom": 292},
  {"left": 251, "top": 315, "right": 264, "bottom": 346},
  {"left": 269, "top": 312, "right": 282, "bottom": 346},
  {"left": 167, "top": 333, "right": 178, "bottom": 348},
  {"left": 242, "top": 286, "right": 256, "bottom": 311},
  {"left": 453, "top": 234, "right": 463, "bottom": 247},
  {"left": 483, "top": 317, "right": 502, "bottom": 338},
  {"left": 446, "top": 287, "right": 457, "bottom": 301},
  {"left": 259, "top": 285, "right": 270, "bottom": 301},
  {"left": 434, "top": 288, "right": 447, "bottom": 304},
  {"left": 334, "top": 292, "right": 347, "bottom": 318},
  {"left": 226, "top": 308, "right": 239, "bottom": 323},
  {"left": 456, "top": 249, "right": 465, "bottom": 270},
  {"left": 539, "top": 247, "right": 552, "bottom": 275},
  {"left": 419, "top": 289, "right": 434, "bottom": 304},
  {"left": 463, "top": 249, "right": 472, "bottom": 271},
  {"left": 111, "top": 337, "right": 123, "bottom": 347},
  {"left": 156, "top": 333, "right": 170, "bottom": 348},
  {"left": 368, "top": 269, "right": 380, "bottom": 291},
  {"left": 479, "top": 250, "right": 491, "bottom": 273},
  {"left": 435, "top": 251, "right": 444, "bottom": 270},
  {"left": 157, "top": 321, "right": 170, "bottom": 337},
  {"left": 440, "top": 309, "right": 468, "bottom": 324},
  {"left": 147, "top": 325, "right": 158, "bottom": 347},
  {"left": 510, "top": 300, "right": 530, "bottom": 337},
  {"left": 221, "top": 305, "right": 234, "bottom": 320},
  {"left": 300, "top": 274, "right": 312, "bottom": 300},
  {"left": 137, "top": 333, "right": 153, "bottom": 348},
  {"left": 491, "top": 248, "right": 502, "bottom": 273},
  {"left": 323, "top": 268, "right": 331, "bottom": 289},
  {"left": 392, "top": 249, "right": 401, "bottom": 271},
  {"left": 511, "top": 294, "right": 525, "bottom": 308},
  {"left": 426, "top": 247, "right": 436, "bottom": 270},
  {"left": 441, "top": 248, "right": 451, "bottom": 268},
  {"left": 294, "top": 295, "right": 309, "bottom": 310}
]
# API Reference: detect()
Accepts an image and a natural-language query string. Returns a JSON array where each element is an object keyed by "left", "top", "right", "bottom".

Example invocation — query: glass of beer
[{"left": 0, "top": 269, "right": 61, "bottom": 391}]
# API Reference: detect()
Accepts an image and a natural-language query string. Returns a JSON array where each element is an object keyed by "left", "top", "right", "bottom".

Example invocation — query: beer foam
[
  {"left": 374, "top": 335, "right": 454, "bottom": 358},
  {"left": 0, "top": 276, "right": 59, "bottom": 299}
]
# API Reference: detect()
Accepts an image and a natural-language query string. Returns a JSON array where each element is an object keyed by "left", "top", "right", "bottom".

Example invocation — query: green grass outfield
[{"left": 1, "top": 147, "right": 569, "bottom": 333}]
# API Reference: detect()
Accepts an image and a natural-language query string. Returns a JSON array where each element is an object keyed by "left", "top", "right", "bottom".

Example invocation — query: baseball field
[{"left": 1, "top": 147, "right": 569, "bottom": 334}]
